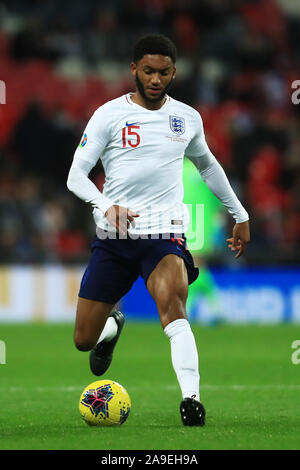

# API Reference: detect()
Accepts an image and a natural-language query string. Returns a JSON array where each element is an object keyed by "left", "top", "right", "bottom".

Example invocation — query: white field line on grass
[{"left": 6, "top": 384, "right": 300, "bottom": 393}]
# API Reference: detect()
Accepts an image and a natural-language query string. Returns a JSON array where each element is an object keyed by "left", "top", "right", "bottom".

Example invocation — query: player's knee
[
  {"left": 157, "top": 290, "right": 187, "bottom": 328},
  {"left": 158, "top": 284, "right": 187, "bottom": 313},
  {"left": 74, "top": 331, "right": 95, "bottom": 352}
]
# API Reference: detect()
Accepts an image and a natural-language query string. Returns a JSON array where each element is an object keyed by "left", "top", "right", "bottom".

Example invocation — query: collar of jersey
[{"left": 126, "top": 93, "right": 171, "bottom": 111}]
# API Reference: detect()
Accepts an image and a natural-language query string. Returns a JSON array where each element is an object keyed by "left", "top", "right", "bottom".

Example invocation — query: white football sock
[
  {"left": 164, "top": 318, "right": 200, "bottom": 401},
  {"left": 97, "top": 316, "right": 118, "bottom": 343}
]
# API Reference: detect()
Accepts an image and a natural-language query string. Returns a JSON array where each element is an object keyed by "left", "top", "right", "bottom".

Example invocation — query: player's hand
[
  {"left": 226, "top": 221, "right": 250, "bottom": 259},
  {"left": 105, "top": 205, "right": 140, "bottom": 236}
]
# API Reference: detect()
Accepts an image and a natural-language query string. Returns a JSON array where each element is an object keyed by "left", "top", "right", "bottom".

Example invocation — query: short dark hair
[{"left": 133, "top": 34, "right": 177, "bottom": 64}]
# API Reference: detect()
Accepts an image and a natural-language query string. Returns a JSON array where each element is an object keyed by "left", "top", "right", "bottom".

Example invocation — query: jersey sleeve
[
  {"left": 184, "top": 111, "right": 210, "bottom": 159},
  {"left": 184, "top": 111, "right": 249, "bottom": 224},
  {"left": 67, "top": 105, "right": 114, "bottom": 215},
  {"left": 67, "top": 158, "right": 114, "bottom": 215},
  {"left": 73, "top": 105, "right": 111, "bottom": 165}
]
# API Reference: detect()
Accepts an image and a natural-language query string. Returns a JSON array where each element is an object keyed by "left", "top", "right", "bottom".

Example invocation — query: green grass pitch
[{"left": 0, "top": 322, "right": 299, "bottom": 450}]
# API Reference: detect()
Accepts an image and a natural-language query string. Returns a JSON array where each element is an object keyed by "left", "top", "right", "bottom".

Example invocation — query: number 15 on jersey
[{"left": 122, "top": 125, "right": 141, "bottom": 148}]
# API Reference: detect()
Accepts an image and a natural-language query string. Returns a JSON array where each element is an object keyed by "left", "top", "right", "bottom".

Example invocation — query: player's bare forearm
[
  {"left": 105, "top": 204, "right": 140, "bottom": 236},
  {"left": 226, "top": 220, "right": 250, "bottom": 259}
]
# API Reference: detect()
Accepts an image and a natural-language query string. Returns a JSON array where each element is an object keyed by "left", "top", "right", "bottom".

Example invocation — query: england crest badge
[{"left": 169, "top": 115, "right": 185, "bottom": 135}]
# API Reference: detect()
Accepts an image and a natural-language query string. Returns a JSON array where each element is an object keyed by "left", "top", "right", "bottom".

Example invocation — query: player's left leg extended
[{"left": 146, "top": 254, "right": 206, "bottom": 426}]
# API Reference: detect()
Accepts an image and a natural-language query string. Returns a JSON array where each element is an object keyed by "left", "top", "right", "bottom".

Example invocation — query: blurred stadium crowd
[{"left": 0, "top": 0, "right": 300, "bottom": 264}]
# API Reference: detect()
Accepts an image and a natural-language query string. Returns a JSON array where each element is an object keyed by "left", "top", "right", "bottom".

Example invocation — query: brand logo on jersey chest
[{"left": 169, "top": 116, "right": 185, "bottom": 135}]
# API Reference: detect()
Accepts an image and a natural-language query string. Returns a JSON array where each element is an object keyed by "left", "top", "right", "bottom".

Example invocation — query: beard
[{"left": 135, "top": 72, "right": 173, "bottom": 103}]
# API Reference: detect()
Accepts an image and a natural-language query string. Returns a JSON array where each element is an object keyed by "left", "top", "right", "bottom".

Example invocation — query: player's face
[{"left": 131, "top": 54, "right": 176, "bottom": 104}]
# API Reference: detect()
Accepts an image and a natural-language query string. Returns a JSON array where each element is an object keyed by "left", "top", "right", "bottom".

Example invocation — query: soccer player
[{"left": 67, "top": 34, "right": 250, "bottom": 426}]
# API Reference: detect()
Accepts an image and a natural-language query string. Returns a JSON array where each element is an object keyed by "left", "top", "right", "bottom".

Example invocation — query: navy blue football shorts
[{"left": 78, "top": 231, "right": 199, "bottom": 304}]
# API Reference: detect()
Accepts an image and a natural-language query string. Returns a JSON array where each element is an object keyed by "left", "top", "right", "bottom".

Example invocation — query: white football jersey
[{"left": 72, "top": 93, "right": 211, "bottom": 234}]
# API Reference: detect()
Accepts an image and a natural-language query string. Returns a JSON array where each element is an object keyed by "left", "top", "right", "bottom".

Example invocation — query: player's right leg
[
  {"left": 73, "top": 234, "right": 138, "bottom": 375},
  {"left": 73, "top": 297, "right": 114, "bottom": 352},
  {"left": 74, "top": 297, "right": 125, "bottom": 376}
]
